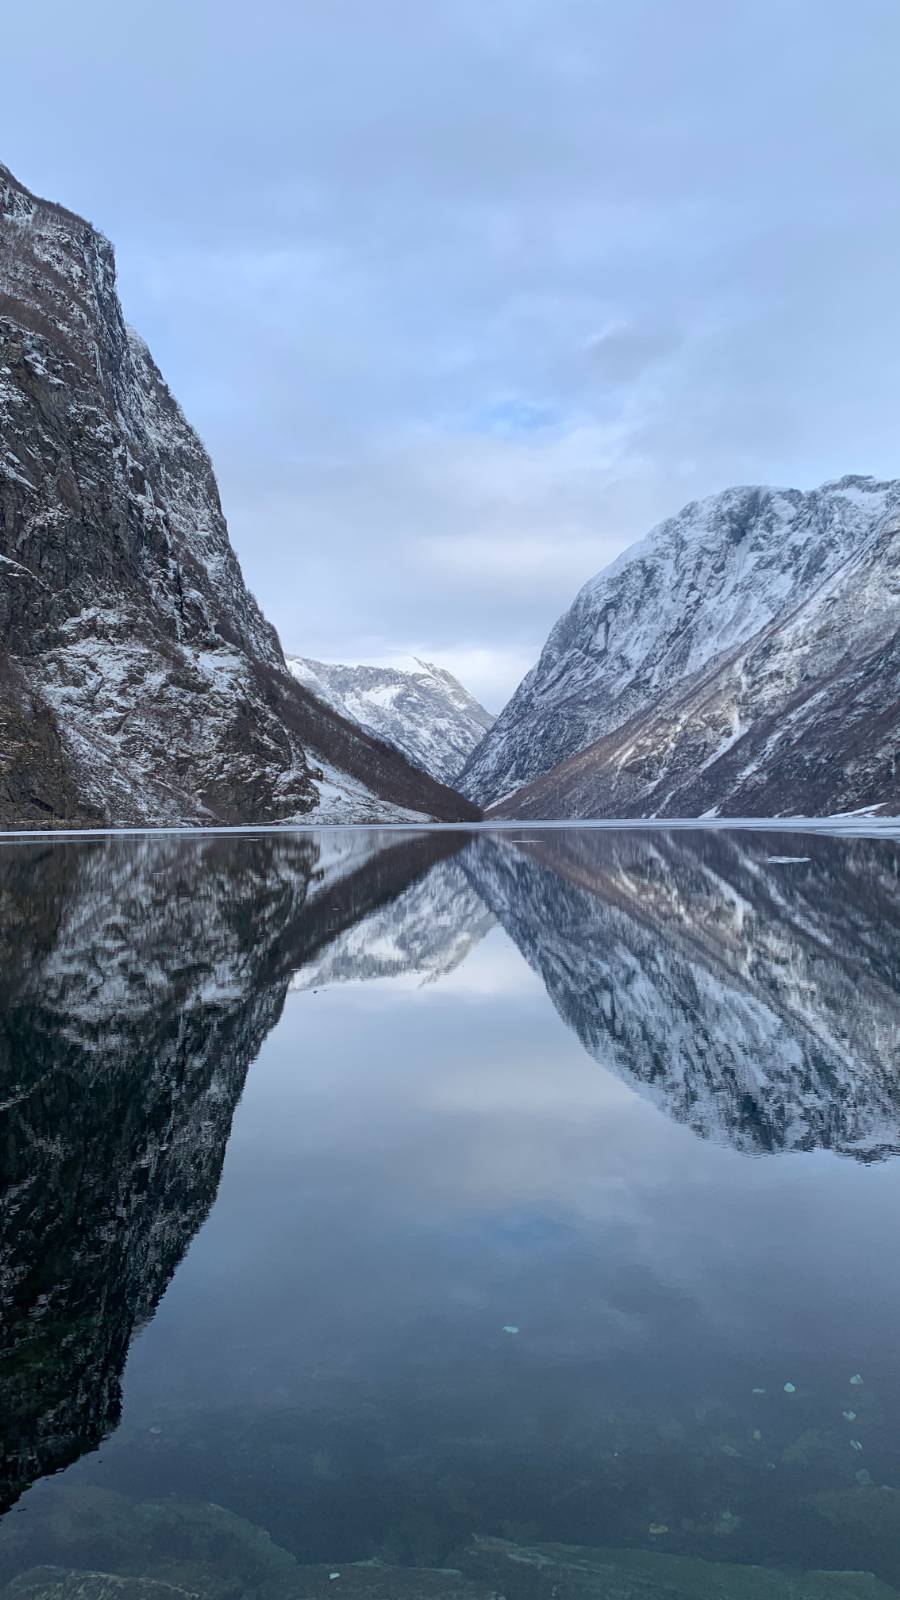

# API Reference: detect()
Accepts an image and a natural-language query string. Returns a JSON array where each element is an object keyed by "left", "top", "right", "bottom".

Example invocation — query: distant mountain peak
[{"left": 287, "top": 654, "right": 494, "bottom": 786}]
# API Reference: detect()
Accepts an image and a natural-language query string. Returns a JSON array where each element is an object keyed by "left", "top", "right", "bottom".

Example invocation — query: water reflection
[
  {"left": 464, "top": 830, "right": 900, "bottom": 1159},
  {"left": 0, "top": 830, "right": 460, "bottom": 1512},
  {"left": 1, "top": 827, "right": 899, "bottom": 1599}
]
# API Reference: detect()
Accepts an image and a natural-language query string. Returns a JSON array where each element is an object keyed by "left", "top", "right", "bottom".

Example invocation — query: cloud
[
  {"left": 5, "top": 0, "right": 900, "bottom": 713},
  {"left": 415, "top": 533, "right": 605, "bottom": 589},
  {"left": 586, "top": 324, "right": 681, "bottom": 384}
]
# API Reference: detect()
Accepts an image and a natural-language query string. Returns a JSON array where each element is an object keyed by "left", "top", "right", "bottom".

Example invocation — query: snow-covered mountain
[
  {"left": 0, "top": 162, "right": 477, "bottom": 827},
  {"left": 459, "top": 479, "right": 900, "bottom": 818},
  {"left": 287, "top": 655, "right": 494, "bottom": 786}
]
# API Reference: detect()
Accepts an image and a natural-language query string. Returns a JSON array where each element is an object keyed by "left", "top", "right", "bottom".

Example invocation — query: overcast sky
[{"left": 5, "top": 1, "right": 900, "bottom": 708}]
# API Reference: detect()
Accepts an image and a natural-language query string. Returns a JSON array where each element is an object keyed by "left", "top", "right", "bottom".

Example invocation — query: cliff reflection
[{"left": 0, "top": 830, "right": 461, "bottom": 1511}]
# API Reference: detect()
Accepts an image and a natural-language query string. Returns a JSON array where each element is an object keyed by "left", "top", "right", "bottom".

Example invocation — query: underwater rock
[
  {"left": 0, "top": 1565, "right": 497, "bottom": 1600},
  {"left": 458, "top": 1533, "right": 897, "bottom": 1599},
  {"left": 273, "top": 1565, "right": 487, "bottom": 1600},
  {"left": 0, "top": 1486, "right": 299, "bottom": 1597},
  {"left": 3, "top": 1572, "right": 200, "bottom": 1598},
  {"left": 804, "top": 1485, "right": 900, "bottom": 1582},
  {"left": 781, "top": 1428, "right": 846, "bottom": 1471},
  {"left": 712, "top": 1510, "right": 741, "bottom": 1537},
  {"left": 3, "top": 1529, "right": 899, "bottom": 1600}
]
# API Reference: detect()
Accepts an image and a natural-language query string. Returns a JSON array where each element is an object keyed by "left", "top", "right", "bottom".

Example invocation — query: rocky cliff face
[
  {"left": 287, "top": 656, "right": 494, "bottom": 786},
  {"left": 459, "top": 479, "right": 900, "bottom": 818},
  {"left": 0, "top": 828, "right": 465, "bottom": 1513},
  {"left": 0, "top": 163, "right": 477, "bottom": 826}
]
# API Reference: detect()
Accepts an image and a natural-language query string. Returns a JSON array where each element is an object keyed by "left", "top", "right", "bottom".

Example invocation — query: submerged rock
[
  {"left": 0, "top": 1486, "right": 298, "bottom": 1598},
  {"left": 2, "top": 1559, "right": 489, "bottom": 1600},
  {"left": 3, "top": 1522, "right": 898, "bottom": 1600},
  {"left": 4, "top": 1571, "right": 200, "bottom": 1598},
  {"left": 458, "top": 1533, "right": 898, "bottom": 1599},
  {"left": 804, "top": 1487, "right": 900, "bottom": 1586}
]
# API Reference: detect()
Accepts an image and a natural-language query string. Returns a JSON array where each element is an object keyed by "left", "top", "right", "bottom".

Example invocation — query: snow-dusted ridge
[
  {"left": 460, "top": 477, "right": 900, "bottom": 820},
  {"left": 287, "top": 654, "right": 494, "bottom": 785}
]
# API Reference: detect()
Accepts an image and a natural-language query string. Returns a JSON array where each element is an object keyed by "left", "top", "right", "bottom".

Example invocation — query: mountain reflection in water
[{"left": 1, "top": 826, "right": 900, "bottom": 1600}]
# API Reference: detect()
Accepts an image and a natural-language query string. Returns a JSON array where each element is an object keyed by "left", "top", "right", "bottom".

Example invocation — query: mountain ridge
[
  {"left": 459, "top": 476, "right": 900, "bottom": 819},
  {"left": 286, "top": 653, "right": 494, "bottom": 785}
]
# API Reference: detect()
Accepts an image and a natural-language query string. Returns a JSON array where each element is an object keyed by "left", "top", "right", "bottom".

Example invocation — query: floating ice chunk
[
  {"left": 783, "top": 1382, "right": 796, "bottom": 1393},
  {"left": 502, "top": 1324, "right": 520, "bottom": 1335},
  {"left": 850, "top": 1373, "right": 864, "bottom": 1385},
  {"left": 843, "top": 1410, "right": 857, "bottom": 1422},
  {"left": 851, "top": 1439, "right": 864, "bottom": 1452}
]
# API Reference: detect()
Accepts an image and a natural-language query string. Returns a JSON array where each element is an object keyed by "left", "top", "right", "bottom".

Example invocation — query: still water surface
[{"left": 2, "top": 827, "right": 900, "bottom": 1599}]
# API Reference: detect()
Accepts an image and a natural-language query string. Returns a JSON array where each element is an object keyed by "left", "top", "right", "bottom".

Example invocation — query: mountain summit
[
  {"left": 460, "top": 478, "right": 900, "bottom": 818},
  {"left": 0, "top": 162, "right": 478, "bottom": 827},
  {"left": 287, "top": 655, "right": 494, "bottom": 786}
]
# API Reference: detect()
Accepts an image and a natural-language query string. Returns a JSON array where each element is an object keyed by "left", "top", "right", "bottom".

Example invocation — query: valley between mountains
[{"left": 1, "top": 159, "right": 897, "bottom": 827}]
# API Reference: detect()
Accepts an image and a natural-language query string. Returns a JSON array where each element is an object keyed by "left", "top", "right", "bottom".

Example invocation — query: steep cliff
[{"left": 0, "top": 162, "right": 477, "bottom": 826}]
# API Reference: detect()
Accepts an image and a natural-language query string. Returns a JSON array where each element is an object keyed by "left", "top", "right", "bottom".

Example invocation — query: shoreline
[{"left": 1, "top": 814, "right": 898, "bottom": 842}]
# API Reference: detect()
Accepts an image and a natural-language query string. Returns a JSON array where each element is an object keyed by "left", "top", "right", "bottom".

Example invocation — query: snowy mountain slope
[
  {"left": 464, "top": 830, "right": 900, "bottom": 1159},
  {"left": 0, "top": 162, "right": 477, "bottom": 827},
  {"left": 492, "top": 508, "right": 900, "bottom": 819},
  {"left": 287, "top": 655, "right": 494, "bottom": 785},
  {"left": 459, "top": 478, "right": 900, "bottom": 814}
]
